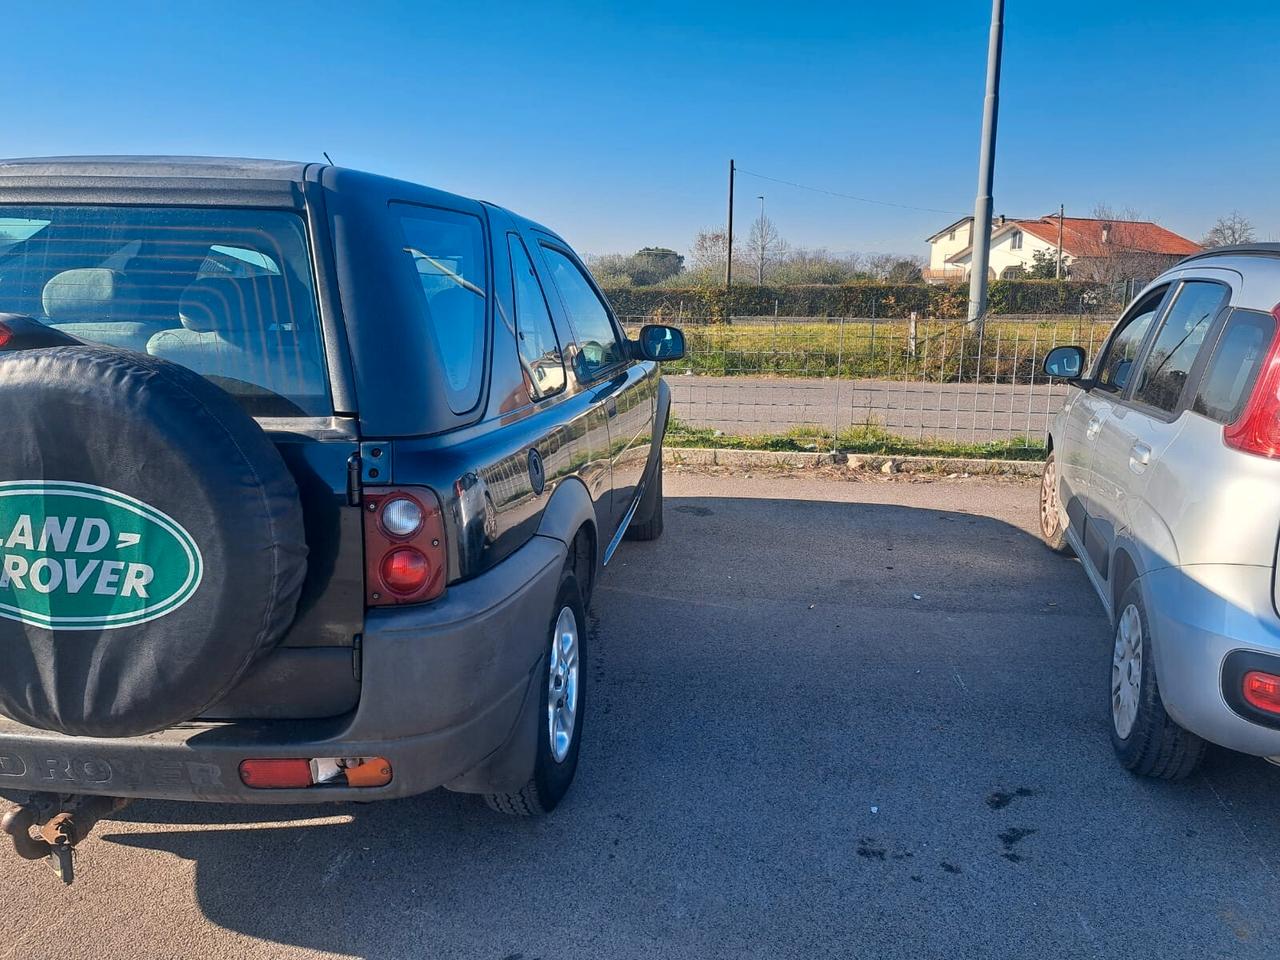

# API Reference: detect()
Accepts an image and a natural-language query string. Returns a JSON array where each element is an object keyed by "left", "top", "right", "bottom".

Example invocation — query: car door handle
[
  {"left": 1129, "top": 442, "right": 1152, "bottom": 474},
  {"left": 1086, "top": 416, "right": 1103, "bottom": 440}
]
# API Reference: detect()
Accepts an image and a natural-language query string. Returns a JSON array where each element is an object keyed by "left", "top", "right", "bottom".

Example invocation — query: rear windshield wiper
[{"left": 403, "top": 248, "right": 485, "bottom": 298}]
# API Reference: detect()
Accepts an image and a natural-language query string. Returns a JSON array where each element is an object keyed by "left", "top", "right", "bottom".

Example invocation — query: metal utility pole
[
  {"left": 725, "top": 159, "right": 735, "bottom": 289},
  {"left": 756, "top": 195, "right": 766, "bottom": 287},
  {"left": 966, "top": 0, "right": 1005, "bottom": 330},
  {"left": 1055, "top": 203, "right": 1064, "bottom": 279}
]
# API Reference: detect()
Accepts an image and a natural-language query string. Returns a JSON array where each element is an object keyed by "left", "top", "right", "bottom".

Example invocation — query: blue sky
[{"left": 7, "top": 1, "right": 1278, "bottom": 259}]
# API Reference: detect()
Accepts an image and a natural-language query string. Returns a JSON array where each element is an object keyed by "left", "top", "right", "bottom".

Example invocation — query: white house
[
  {"left": 927, "top": 214, "right": 1201, "bottom": 283},
  {"left": 923, "top": 217, "right": 974, "bottom": 282}
]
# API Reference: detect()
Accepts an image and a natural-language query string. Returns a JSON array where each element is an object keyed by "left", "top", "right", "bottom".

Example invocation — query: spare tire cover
[{"left": 0, "top": 346, "right": 307, "bottom": 737}]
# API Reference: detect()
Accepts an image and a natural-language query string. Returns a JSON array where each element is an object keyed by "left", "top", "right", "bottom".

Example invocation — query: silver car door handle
[
  {"left": 1086, "top": 416, "right": 1103, "bottom": 440},
  {"left": 1129, "top": 442, "right": 1152, "bottom": 474}
]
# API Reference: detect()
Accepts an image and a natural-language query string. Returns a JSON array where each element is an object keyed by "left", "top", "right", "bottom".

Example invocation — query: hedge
[{"left": 602, "top": 280, "right": 1123, "bottom": 322}]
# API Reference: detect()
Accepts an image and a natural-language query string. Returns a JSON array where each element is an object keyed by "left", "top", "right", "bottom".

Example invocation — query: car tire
[
  {"left": 1039, "top": 451, "right": 1073, "bottom": 555},
  {"left": 1109, "top": 583, "right": 1206, "bottom": 780},
  {"left": 624, "top": 459, "right": 664, "bottom": 541},
  {"left": 485, "top": 570, "right": 588, "bottom": 816}
]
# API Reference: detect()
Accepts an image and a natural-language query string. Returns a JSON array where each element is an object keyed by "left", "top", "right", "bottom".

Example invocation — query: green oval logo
[{"left": 0, "top": 481, "right": 203, "bottom": 631}]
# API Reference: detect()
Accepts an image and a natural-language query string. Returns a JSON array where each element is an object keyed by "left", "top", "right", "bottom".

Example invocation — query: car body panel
[
  {"left": 1049, "top": 248, "right": 1280, "bottom": 757},
  {"left": 0, "top": 157, "right": 673, "bottom": 799}
]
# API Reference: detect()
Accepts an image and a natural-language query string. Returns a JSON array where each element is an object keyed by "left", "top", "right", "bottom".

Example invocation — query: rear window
[
  {"left": 396, "top": 205, "right": 488, "bottom": 415},
  {"left": 1193, "top": 308, "right": 1276, "bottom": 424},
  {"left": 0, "top": 205, "right": 328, "bottom": 417}
]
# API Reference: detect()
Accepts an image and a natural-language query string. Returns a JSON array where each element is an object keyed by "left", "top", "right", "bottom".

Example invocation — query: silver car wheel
[
  {"left": 1040, "top": 458, "right": 1059, "bottom": 536},
  {"left": 1112, "top": 604, "right": 1143, "bottom": 739},
  {"left": 547, "top": 605, "right": 580, "bottom": 763}
]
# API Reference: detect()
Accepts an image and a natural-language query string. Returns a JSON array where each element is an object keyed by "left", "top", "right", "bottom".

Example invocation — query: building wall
[
  {"left": 928, "top": 220, "right": 973, "bottom": 271},
  {"left": 948, "top": 228, "right": 1067, "bottom": 279}
]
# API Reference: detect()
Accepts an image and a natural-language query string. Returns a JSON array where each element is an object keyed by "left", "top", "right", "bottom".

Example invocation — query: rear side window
[
  {"left": 1097, "top": 289, "right": 1165, "bottom": 393},
  {"left": 508, "top": 235, "right": 566, "bottom": 399},
  {"left": 0, "top": 204, "right": 328, "bottom": 416},
  {"left": 540, "top": 246, "right": 625, "bottom": 381},
  {"left": 1133, "top": 280, "right": 1228, "bottom": 412},
  {"left": 1193, "top": 309, "right": 1276, "bottom": 424},
  {"left": 397, "top": 206, "right": 488, "bottom": 414}
]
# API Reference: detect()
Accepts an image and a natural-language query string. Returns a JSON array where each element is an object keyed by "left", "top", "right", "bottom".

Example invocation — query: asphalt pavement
[
  {"left": 669, "top": 375, "right": 1069, "bottom": 442},
  {"left": 1, "top": 470, "right": 1277, "bottom": 959}
]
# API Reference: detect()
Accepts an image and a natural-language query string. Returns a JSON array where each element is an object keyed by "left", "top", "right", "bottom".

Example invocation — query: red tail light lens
[
  {"left": 363, "top": 487, "right": 446, "bottom": 606},
  {"left": 239, "top": 758, "right": 313, "bottom": 789},
  {"left": 1243, "top": 671, "right": 1280, "bottom": 715},
  {"left": 0, "top": 322, "right": 11, "bottom": 349},
  {"left": 380, "top": 547, "right": 430, "bottom": 594},
  {"left": 1223, "top": 304, "right": 1280, "bottom": 458}
]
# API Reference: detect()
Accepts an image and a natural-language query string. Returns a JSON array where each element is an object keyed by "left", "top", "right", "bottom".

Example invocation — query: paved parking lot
[{"left": 2, "top": 471, "right": 1278, "bottom": 959}]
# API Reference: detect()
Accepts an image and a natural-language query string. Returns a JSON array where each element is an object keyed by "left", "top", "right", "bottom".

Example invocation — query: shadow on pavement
[{"left": 96, "top": 495, "right": 1280, "bottom": 959}]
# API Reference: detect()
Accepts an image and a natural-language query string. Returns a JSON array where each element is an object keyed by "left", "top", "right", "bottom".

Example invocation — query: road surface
[
  {"left": 2, "top": 472, "right": 1277, "bottom": 959},
  {"left": 669, "top": 375, "right": 1069, "bottom": 442}
]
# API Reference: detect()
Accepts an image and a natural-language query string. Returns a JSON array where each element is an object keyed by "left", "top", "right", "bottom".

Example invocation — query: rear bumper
[
  {"left": 0, "top": 535, "right": 566, "bottom": 804},
  {"left": 1142, "top": 563, "right": 1280, "bottom": 758}
]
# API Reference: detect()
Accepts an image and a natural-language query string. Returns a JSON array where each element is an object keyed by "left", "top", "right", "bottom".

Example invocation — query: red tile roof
[{"left": 1015, "top": 217, "right": 1200, "bottom": 257}]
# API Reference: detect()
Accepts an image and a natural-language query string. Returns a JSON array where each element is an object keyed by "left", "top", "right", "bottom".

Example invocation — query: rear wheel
[
  {"left": 485, "top": 570, "right": 587, "bottom": 816},
  {"left": 1109, "top": 583, "right": 1206, "bottom": 780},
  {"left": 1039, "top": 452, "right": 1073, "bottom": 555}
]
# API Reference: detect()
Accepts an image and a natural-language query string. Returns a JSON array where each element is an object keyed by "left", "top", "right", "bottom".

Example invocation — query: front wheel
[
  {"left": 1109, "top": 583, "right": 1206, "bottom": 780},
  {"left": 485, "top": 570, "right": 588, "bottom": 815},
  {"left": 1039, "top": 452, "right": 1073, "bottom": 555}
]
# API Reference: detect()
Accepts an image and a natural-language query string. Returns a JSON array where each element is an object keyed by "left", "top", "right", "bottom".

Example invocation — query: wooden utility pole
[
  {"left": 725, "top": 159, "right": 735, "bottom": 290},
  {"left": 1055, "top": 203, "right": 1064, "bottom": 279}
]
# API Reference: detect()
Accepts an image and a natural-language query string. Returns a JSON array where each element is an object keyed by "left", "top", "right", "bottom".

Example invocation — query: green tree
[{"left": 1026, "top": 248, "right": 1061, "bottom": 279}]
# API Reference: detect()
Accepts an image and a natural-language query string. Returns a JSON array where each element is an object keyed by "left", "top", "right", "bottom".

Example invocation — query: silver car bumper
[{"left": 1141, "top": 563, "right": 1280, "bottom": 758}]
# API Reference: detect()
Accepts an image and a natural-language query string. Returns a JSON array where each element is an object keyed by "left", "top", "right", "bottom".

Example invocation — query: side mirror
[
  {"left": 634, "top": 324, "right": 686, "bottom": 362},
  {"left": 1043, "top": 345, "right": 1086, "bottom": 382}
]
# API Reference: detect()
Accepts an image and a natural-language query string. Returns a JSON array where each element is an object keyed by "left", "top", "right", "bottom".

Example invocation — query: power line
[{"left": 735, "top": 167, "right": 965, "bottom": 218}]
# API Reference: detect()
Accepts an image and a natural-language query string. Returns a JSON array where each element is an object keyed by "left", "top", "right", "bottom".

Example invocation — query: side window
[
  {"left": 1096, "top": 287, "right": 1167, "bottom": 393},
  {"left": 508, "top": 235, "right": 566, "bottom": 399},
  {"left": 540, "top": 246, "right": 625, "bottom": 381},
  {"left": 1133, "top": 281, "right": 1228, "bottom": 412},
  {"left": 1193, "top": 308, "right": 1276, "bottom": 424},
  {"left": 396, "top": 206, "right": 488, "bottom": 414}
]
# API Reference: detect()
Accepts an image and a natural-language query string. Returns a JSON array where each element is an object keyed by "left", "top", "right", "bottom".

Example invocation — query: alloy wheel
[
  {"left": 547, "top": 606, "right": 580, "bottom": 763},
  {"left": 1112, "top": 604, "right": 1144, "bottom": 739}
]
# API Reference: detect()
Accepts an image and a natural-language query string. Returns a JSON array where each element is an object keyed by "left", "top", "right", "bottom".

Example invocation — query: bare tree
[
  {"left": 1068, "top": 203, "right": 1171, "bottom": 284},
  {"left": 745, "top": 215, "right": 788, "bottom": 286},
  {"left": 866, "top": 253, "right": 925, "bottom": 282},
  {"left": 689, "top": 228, "right": 729, "bottom": 271},
  {"left": 1201, "top": 211, "right": 1255, "bottom": 248}
]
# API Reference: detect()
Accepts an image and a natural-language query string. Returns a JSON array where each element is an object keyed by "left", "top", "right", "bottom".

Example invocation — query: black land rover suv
[{"left": 0, "top": 157, "right": 684, "bottom": 840}]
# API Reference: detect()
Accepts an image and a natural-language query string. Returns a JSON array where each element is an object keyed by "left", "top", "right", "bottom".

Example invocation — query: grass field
[
  {"left": 640, "top": 317, "right": 1112, "bottom": 381},
  {"left": 665, "top": 419, "right": 1046, "bottom": 461}
]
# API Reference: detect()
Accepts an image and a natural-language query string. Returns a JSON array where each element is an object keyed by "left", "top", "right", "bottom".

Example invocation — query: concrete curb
[{"left": 662, "top": 447, "right": 1042, "bottom": 476}]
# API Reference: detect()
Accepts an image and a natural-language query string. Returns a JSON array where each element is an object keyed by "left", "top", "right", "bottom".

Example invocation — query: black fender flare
[{"left": 536, "top": 475, "right": 599, "bottom": 573}]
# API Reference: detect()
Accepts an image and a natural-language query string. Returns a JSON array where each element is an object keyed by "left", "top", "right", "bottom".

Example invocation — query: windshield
[{"left": 0, "top": 205, "right": 329, "bottom": 417}]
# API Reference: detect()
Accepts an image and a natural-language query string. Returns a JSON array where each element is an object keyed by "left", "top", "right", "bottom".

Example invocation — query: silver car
[{"left": 1040, "top": 244, "right": 1280, "bottom": 779}]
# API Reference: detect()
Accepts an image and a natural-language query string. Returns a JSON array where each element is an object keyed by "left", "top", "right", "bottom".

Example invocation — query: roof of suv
[
  {"left": 1179, "top": 243, "right": 1280, "bottom": 266},
  {"left": 0, "top": 155, "right": 314, "bottom": 181}
]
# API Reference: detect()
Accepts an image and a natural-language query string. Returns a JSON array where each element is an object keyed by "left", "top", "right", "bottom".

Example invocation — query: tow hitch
[{"left": 1, "top": 793, "right": 130, "bottom": 884}]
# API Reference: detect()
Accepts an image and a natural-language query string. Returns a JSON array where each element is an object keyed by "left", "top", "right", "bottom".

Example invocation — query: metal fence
[{"left": 621, "top": 314, "right": 1115, "bottom": 453}]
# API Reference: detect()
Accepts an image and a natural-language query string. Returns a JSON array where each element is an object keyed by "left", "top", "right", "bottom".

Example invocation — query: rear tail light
[
  {"left": 1243, "top": 671, "right": 1280, "bottom": 715},
  {"left": 1223, "top": 304, "right": 1280, "bottom": 458},
  {"left": 363, "top": 487, "right": 446, "bottom": 606},
  {"left": 0, "top": 321, "right": 11, "bottom": 349},
  {"left": 239, "top": 757, "right": 393, "bottom": 789},
  {"left": 239, "top": 758, "right": 313, "bottom": 789}
]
